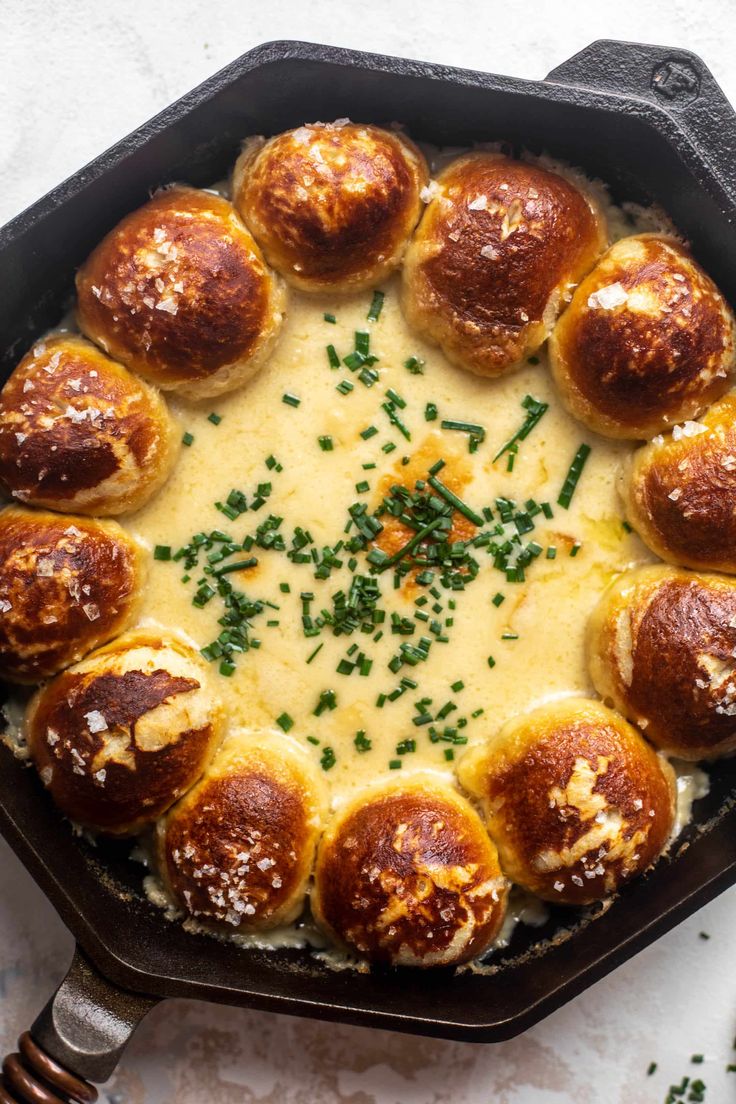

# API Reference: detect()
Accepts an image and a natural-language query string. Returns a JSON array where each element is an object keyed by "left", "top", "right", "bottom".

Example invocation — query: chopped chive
[
  {"left": 219, "top": 660, "right": 236, "bottom": 677},
  {"left": 337, "top": 380, "right": 354, "bottom": 395},
  {"left": 444, "top": 748, "right": 455, "bottom": 761},
  {"left": 382, "top": 401, "right": 411, "bottom": 440},
  {"left": 425, "top": 402, "right": 438, "bottom": 422},
  {"left": 501, "top": 631, "right": 518, "bottom": 640},
  {"left": 451, "top": 680, "right": 464, "bottom": 692},
  {"left": 320, "top": 746, "right": 336, "bottom": 770},
  {"left": 367, "top": 290, "right": 385, "bottom": 321},
  {"left": 388, "top": 759, "right": 402, "bottom": 770},
  {"left": 558, "top": 444, "right": 592, "bottom": 509},
  {"left": 279, "top": 582, "right": 291, "bottom": 593},
  {"left": 354, "top": 729, "right": 372, "bottom": 753},
  {"left": 699, "top": 931, "right": 710, "bottom": 940},
  {"left": 404, "top": 356, "right": 425, "bottom": 375},
  {"left": 493, "top": 394, "right": 549, "bottom": 462},
  {"left": 306, "top": 642, "right": 323, "bottom": 664},
  {"left": 324, "top": 312, "right": 336, "bottom": 323},
  {"left": 276, "top": 712, "right": 294, "bottom": 733},
  {"left": 318, "top": 435, "right": 334, "bottom": 451},
  {"left": 546, "top": 546, "right": 557, "bottom": 560},
  {"left": 213, "top": 558, "right": 258, "bottom": 576},
  {"left": 487, "top": 656, "right": 496, "bottom": 668},
  {"left": 570, "top": 542, "right": 582, "bottom": 557},
  {"left": 427, "top": 475, "right": 484, "bottom": 526},
  {"left": 441, "top": 418, "right": 486, "bottom": 442},
  {"left": 647, "top": 1062, "right": 657, "bottom": 1076},
  {"left": 282, "top": 393, "right": 301, "bottom": 408},
  {"left": 154, "top": 545, "right": 172, "bottom": 561},
  {"left": 207, "top": 412, "right": 222, "bottom": 425},
  {"left": 360, "top": 425, "right": 378, "bottom": 440},
  {"left": 622, "top": 519, "right": 633, "bottom": 533},
  {"left": 492, "top": 592, "right": 505, "bottom": 607},
  {"left": 326, "top": 344, "right": 340, "bottom": 369},
  {"left": 355, "top": 480, "right": 370, "bottom": 494},
  {"left": 182, "top": 431, "right": 194, "bottom": 446}
]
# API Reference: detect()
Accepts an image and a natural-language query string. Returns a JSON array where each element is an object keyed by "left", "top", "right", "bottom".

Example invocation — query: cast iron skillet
[{"left": 2, "top": 36, "right": 736, "bottom": 1104}]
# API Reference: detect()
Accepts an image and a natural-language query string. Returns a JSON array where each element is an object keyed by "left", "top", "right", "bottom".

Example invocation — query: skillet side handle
[
  {"left": 546, "top": 39, "right": 736, "bottom": 208},
  {"left": 0, "top": 946, "right": 159, "bottom": 1102}
]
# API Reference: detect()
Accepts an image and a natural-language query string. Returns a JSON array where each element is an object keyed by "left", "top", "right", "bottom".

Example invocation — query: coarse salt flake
[
  {"left": 587, "top": 282, "right": 629, "bottom": 310},
  {"left": 84, "top": 710, "right": 108, "bottom": 733}
]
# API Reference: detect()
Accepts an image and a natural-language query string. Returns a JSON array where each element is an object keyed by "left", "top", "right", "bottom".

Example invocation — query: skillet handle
[
  {"left": 0, "top": 946, "right": 159, "bottom": 1102},
  {"left": 546, "top": 39, "right": 736, "bottom": 207}
]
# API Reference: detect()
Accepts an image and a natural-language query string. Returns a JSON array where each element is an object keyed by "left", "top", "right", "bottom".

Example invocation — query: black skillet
[{"left": 2, "top": 37, "right": 736, "bottom": 1103}]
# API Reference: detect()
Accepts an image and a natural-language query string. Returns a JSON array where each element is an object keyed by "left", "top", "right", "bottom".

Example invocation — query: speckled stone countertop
[{"left": 2, "top": 2, "right": 736, "bottom": 1100}]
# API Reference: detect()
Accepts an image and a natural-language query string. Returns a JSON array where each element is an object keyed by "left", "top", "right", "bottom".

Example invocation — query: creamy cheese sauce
[{"left": 126, "top": 272, "right": 654, "bottom": 802}]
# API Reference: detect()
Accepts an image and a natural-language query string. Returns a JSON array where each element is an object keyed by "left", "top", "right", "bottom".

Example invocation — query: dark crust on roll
[
  {"left": 161, "top": 765, "right": 310, "bottom": 927},
  {"left": 624, "top": 394, "right": 736, "bottom": 572},
  {"left": 402, "top": 153, "right": 605, "bottom": 376},
  {"left": 482, "top": 707, "right": 674, "bottom": 904},
  {"left": 0, "top": 507, "right": 143, "bottom": 681},
  {"left": 551, "top": 235, "right": 736, "bottom": 437},
  {"left": 76, "top": 187, "right": 275, "bottom": 386},
  {"left": 616, "top": 572, "right": 736, "bottom": 758},
  {"left": 314, "top": 785, "right": 505, "bottom": 966},
  {"left": 27, "top": 638, "right": 220, "bottom": 833},
  {"left": 234, "top": 123, "right": 427, "bottom": 290},
  {"left": 0, "top": 334, "right": 175, "bottom": 513}
]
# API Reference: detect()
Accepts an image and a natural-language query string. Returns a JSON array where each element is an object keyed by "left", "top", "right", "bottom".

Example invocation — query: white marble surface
[{"left": 2, "top": 2, "right": 736, "bottom": 1101}]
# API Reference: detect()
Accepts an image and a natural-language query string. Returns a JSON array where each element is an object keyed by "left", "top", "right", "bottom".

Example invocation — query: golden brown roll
[
  {"left": 312, "top": 776, "right": 507, "bottom": 967},
  {"left": 0, "top": 507, "right": 145, "bottom": 682},
  {"left": 0, "top": 334, "right": 179, "bottom": 515},
  {"left": 76, "top": 187, "right": 285, "bottom": 399},
  {"left": 156, "top": 729, "right": 327, "bottom": 930},
  {"left": 549, "top": 234, "right": 736, "bottom": 438},
  {"left": 401, "top": 152, "right": 607, "bottom": 377},
  {"left": 232, "top": 121, "right": 428, "bottom": 292},
  {"left": 458, "top": 698, "right": 675, "bottom": 905},
  {"left": 26, "top": 630, "right": 225, "bottom": 834},
  {"left": 621, "top": 393, "right": 736, "bottom": 573},
  {"left": 588, "top": 564, "right": 736, "bottom": 759}
]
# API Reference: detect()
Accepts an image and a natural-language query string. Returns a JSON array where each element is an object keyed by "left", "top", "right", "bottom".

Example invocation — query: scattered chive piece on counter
[
  {"left": 207, "top": 412, "right": 222, "bottom": 425},
  {"left": 558, "top": 443, "right": 592, "bottom": 509},
  {"left": 691, "top": 1056, "right": 704, "bottom": 1065},
  {"left": 324, "top": 312, "right": 336, "bottom": 323},
  {"left": 276, "top": 712, "right": 294, "bottom": 733},
  {"left": 699, "top": 932, "right": 711, "bottom": 940},
  {"left": 154, "top": 545, "right": 171, "bottom": 561},
  {"left": 282, "top": 393, "right": 301, "bottom": 408},
  {"left": 647, "top": 1063, "right": 657, "bottom": 1076},
  {"left": 493, "top": 394, "right": 549, "bottom": 462},
  {"left": 182, "top": 431, "right": 194, "bottom": 446},
  {"left": 367, "top": 290, "right": 385, "bottom": 321}
]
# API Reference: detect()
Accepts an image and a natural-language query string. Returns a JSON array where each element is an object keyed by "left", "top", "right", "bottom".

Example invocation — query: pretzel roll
[
  {"left": 0, "top": 334, "right": 179, "bottom": 515},
  {"left": 312, "top": 776, "right": 507, "bottom": 967},
  {"left": 76, "top": 187, "right": 285, "bottom": 399},
  {"left": 588, "top": 564, "right": 736, "bottom": 759},
  {"left": 0, "top": 507, "right": 145, "bottom": 682},
  {"left": 459, "top": 698, "right": 675, "bottom": 905},
  {"left": 550, "top": 234, "right": 736, "bottom": 438},
  {"left": 232, "top": 121, "right": 428, "bottom": 292},
  {"left": 156, "top": 729, "right": 327, "bottom": 931},
  {"left": 401, "top": 152, "right": 607, "bottom": 377},
  {"left": 621, "top": 394, "right": 736, "bottom": 573},
  {"left": 26, "top": 631, "right": 225, "bottom": 834}
]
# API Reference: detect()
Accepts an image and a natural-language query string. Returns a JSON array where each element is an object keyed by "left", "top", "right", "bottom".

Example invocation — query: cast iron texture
[{"left": 1, "top": 40, "right": 736, "bottom": 1069}]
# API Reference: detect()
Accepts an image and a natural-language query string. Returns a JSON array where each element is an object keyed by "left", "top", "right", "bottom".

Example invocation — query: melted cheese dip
[{"left": 126, "top": 272, "right": 655, "bottom": 803}]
